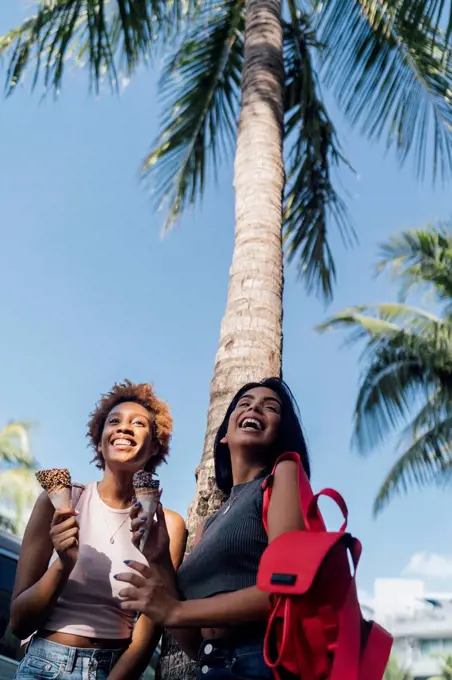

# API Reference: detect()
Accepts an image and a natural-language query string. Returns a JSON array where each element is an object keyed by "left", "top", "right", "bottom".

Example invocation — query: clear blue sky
[{"left": 1, "top": 5, "right": 451, "bottom": 596}]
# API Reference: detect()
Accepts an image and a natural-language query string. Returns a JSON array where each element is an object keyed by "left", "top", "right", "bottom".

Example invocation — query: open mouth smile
[
  {"left": 239, "top": 417, "right": 264, "bottom": 431},
  {"left": 110, "top": 437, "right": 136, "bottom": 447}
]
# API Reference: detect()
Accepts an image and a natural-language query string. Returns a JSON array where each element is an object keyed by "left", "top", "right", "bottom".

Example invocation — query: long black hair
[{"left": 214, "top": 377, "right": 310, "bottom": 495}]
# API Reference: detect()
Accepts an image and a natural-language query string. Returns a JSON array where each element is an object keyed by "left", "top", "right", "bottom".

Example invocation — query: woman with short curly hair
[{"left": 11, "top": 380, "right": 186, "bottom": 680}]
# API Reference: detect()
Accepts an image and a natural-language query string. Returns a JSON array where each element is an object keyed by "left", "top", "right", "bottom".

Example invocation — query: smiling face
[
  {"left": 222, "top": 386, "right": 282, "bottom": 454},
  {"left": 99, "top": 401, "right": 157, "bottom": 472}
]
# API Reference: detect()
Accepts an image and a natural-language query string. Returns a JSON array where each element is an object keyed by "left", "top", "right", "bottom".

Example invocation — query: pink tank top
[{"left": 45, "top": 482, "right": 147, "bottom": 639}]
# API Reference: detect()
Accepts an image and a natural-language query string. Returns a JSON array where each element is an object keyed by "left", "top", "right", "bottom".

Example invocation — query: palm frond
[
  {"left": 0, "top": 421, "right": 35, "bottom": 466},
  {"left": 0, "top": 0, "right": 196, "bottom": 95},
  {"left": 141, "top": 0, "right": 243, "bottom": 231},
  {"left": 384, "top": 654, "right": 412, "bottom": 680},
  {"left": 373, "top": 414, "right": 452, "bottom": 514},
  {"left": 377, "top": 226, "right": 452, "bottom": 302},
  {"left": 384, "top": 0, "right": 452, "bottom": 46},
  {"left": 315, "top": 0, "right": 452, "bottom": 179},
  {"left": 317, "top": 306, "right": 403, "bottom": 345},
  {"left": 0, "top": 468, "right": 41, "bottom": 535},
  {"left": 319, "top": 306, "right": 452, "bottom": 450},
  {"left": 282, "top": 4, "right": 355, "bottom": 301},
  {"left": 400, "top": 387, "right": 450, "bottom": 441},
  {"left": 353, "top": 341, "right": 432, "bottom": 452}
]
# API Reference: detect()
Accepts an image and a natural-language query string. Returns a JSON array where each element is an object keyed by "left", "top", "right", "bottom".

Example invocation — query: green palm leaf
[
  {"left": 377, "top": 226, "right": 452, "bottom": 304},
  {"left": 374, "top": 414, "right": 452, "bottom": 514},
  {"left": 0, "top": 421, "right": 35, "bottom": 466},
  {"left": 316, "top": 0, "right": 452, "bottom": 179},
  {"left": 320, "top": 304, "right": 451, "bottom": 451},
  {"left": 282, "top": 6, "right": 355, "bottom": 300},
  {"left": 383, "top": 654, "right": 412, "bottom": 680},
  {"left": 141, "top": 0, "right": 244, "bottom": 231},
  {"left": 0, "top": 468, "right": 41, "bottom": 535},
  {"left": 0, "top": 0, "right": 197, "bottom": 95},
  {"left": 318, "top": 226, "right": 452, "bottom": 512}
]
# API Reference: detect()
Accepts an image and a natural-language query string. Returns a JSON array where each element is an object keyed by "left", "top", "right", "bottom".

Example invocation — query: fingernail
[
  {"left": 139, "top": 528, "right": 145, "bottom": 534},
  {"left": 113, "top": 574, "right": 119, "bottom": 579},
  {"left": 124, "top": 560, "right": 131, "bottom": 565},
  {"left": 140, "top": 516, "right": 147, "bottom": 521},
  {"left": 134, "top": 502, "right": 141, "bottom": 508}
]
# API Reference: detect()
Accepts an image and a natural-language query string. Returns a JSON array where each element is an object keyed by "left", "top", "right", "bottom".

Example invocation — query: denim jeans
[
  {"left": 14, "top": 636, "right": 125, "bottom": 679},
  {"left": 196, "top": 638, "right": 274, "bottom": 680}
]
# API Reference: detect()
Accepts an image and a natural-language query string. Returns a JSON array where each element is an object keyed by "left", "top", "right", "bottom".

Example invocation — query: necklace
[
  {"left": 222, "top": 480, "right": 252, "bottom": 515},
  {"left": 97, "top": 484, "right": 135, "bottom": 543},
  {"left": 101, "top": 508, "right": 130, "bottom": 544}
]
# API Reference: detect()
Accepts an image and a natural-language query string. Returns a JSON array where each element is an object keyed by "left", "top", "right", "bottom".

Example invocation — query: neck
[
  {"left": 230, "top": 450, "right": 266, "bottom": 486},
  {"left": 98, "top": 467, "right": 135, "bottom": 509}
]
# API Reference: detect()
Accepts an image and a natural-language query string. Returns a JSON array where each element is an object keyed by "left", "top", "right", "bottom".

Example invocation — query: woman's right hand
[{"left": 49, "top": 508, "right": 79, "bottom": 572}]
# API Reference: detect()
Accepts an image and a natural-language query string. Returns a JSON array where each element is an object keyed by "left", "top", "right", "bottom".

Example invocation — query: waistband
[
  {"left": 28, "top": 637, "right": 124, "bottom": 671},
  {"left": 204, "top": 623, "right": 266, "bottom": 645}
]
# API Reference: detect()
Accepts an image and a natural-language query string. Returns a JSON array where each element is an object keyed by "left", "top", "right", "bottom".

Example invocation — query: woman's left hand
[
  {"left": 130, "top": 502, "right": 171, "bottom": 566},
  {"left": 115, "top": 561, "right": 181, "bottom": 627}
]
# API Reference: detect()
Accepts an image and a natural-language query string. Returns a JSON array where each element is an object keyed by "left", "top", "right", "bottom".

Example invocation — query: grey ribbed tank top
[{"left": 177, "top": 474, "right": 268, "bottom": 600}]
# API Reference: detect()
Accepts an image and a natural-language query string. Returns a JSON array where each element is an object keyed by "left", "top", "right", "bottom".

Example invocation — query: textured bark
[
  {"left": 186, "top": 0, "right": 285, "bottom": 540},
  {"left": 159, "top": 1, "right": 285, "bottom": 678}
]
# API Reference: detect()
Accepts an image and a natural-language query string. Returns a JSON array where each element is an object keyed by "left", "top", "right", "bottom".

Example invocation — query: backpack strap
[
  {"left": 262, "top": 452, "right": 325, "bottom": 534},
  {"left": 358, "top": 623, "right": 393, "bottom": 680},
  {"left": 262, "top": 452, "right": 349, "bottom": 535}
]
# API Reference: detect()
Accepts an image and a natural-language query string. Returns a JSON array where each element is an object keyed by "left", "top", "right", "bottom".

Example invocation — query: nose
[
  {"left": 247, "top": 402, "right": 263, "bottom": 415},
  {"left": 116, "top": 424, "right": 133, "bottom": 434}
]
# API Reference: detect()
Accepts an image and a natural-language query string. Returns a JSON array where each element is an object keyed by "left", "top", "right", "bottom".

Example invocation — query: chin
[{"left": 108, "top": 450, "right": 146, "bottom": 470}]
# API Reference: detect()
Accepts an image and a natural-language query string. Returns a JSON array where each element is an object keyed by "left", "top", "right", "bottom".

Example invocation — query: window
[
  {"left": 0, "top": 553, "right": 22, "bottom": 663},
  {"left": 419, "top": 637, "right": 452, "bottom": 656}
]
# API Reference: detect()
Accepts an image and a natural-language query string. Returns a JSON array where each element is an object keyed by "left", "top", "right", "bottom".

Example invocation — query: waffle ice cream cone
[
  {"left": 133, "top": 471, "right": 161, "bottom": 552},
  {"left": 36, "top": 468, "right": 72, "bottom": 510}
]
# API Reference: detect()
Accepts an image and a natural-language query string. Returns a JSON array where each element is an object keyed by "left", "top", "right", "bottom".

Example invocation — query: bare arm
[
  {"left": 108, "top": 509, "right": 187, "bottom": 680},
  {"left": 10, "top": 493, "right": 76, "bottom": 639},
  {"left": 117, "top": 460, "right": 304, "bottom": 640}
]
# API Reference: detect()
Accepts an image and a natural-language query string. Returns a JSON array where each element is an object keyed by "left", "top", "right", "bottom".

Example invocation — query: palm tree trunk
[
  {"left": 158, "top": 2, "right": 285, "bottom": 678},
  {"left": 186, "top": 0, "right": 285, "bottom": 538}
]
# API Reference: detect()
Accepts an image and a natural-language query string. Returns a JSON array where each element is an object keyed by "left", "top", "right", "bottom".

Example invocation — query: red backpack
[{"left": 257, "top": 452, "right": 392, "bottom": 680}]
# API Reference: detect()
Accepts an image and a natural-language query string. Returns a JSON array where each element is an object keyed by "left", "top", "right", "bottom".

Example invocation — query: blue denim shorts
[
  {"left": 196, "top": 638, "right": 274, "bottom": 680},
  {"left": 14, "top": 636, "right": 125, "bottom": 679}
]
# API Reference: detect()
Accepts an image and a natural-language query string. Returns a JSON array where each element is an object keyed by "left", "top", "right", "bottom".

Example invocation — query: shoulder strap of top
[{"left": 71, "top": 483, "right": 85, "bottom": 510}]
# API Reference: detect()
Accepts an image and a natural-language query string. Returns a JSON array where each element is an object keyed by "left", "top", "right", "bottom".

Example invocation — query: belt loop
[{"left": 65, "top": 646, "right": 76, "bottom": 673}]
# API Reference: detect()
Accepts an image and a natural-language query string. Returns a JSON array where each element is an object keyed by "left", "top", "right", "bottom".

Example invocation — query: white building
[{"left": 361, "top": 579, "right": 452, "bottom": 679}]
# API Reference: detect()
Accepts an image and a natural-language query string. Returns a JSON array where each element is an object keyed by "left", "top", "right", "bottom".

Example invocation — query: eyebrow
[
  {"left": 108, "top": 411, "right": 151, "bottom": 422},
  {"left": 239, "top": 394, "right": 282, "bottom": 407}
]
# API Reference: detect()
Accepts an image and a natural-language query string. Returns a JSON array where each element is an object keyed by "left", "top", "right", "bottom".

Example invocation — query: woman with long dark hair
[
  {"left": 11, "top": 381, "right": 186, "bottom": 680},
  {"left": 116, "top": 377, "right": 308, "bottom": 680}
]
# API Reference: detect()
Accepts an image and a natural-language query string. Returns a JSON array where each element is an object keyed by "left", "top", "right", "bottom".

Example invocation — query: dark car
[{"left": 0, "top": 530, "right": 23, "bottom": 679}]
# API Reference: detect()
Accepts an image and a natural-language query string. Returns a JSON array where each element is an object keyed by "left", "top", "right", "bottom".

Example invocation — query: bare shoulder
[
  {"left": 25, "top": 491, "right": 54, "bottom": 532},
  {"left": 273, "top": 458, "right": 299, "bottom": 483},
  {"left": 163, "top": 508, "right": 186, "bottom": 534}
]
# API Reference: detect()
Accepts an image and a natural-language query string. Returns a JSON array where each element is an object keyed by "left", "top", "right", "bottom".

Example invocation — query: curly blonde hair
[{"left": 87, "top": 380, "right": 172, "bottom": 471}]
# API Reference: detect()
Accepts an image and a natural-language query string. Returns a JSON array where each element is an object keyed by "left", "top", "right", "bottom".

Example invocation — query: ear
[
  {"left": 97, "top": 443, "right": 102, "bottom": 453},
  {"left": 220, "top": 435, "right": 228, "bottom": 445}
]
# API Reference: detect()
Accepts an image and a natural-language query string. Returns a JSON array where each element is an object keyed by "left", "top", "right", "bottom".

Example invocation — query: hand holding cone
[{"left": 133, "top": 471, "right": 161, "bottom": 552}]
